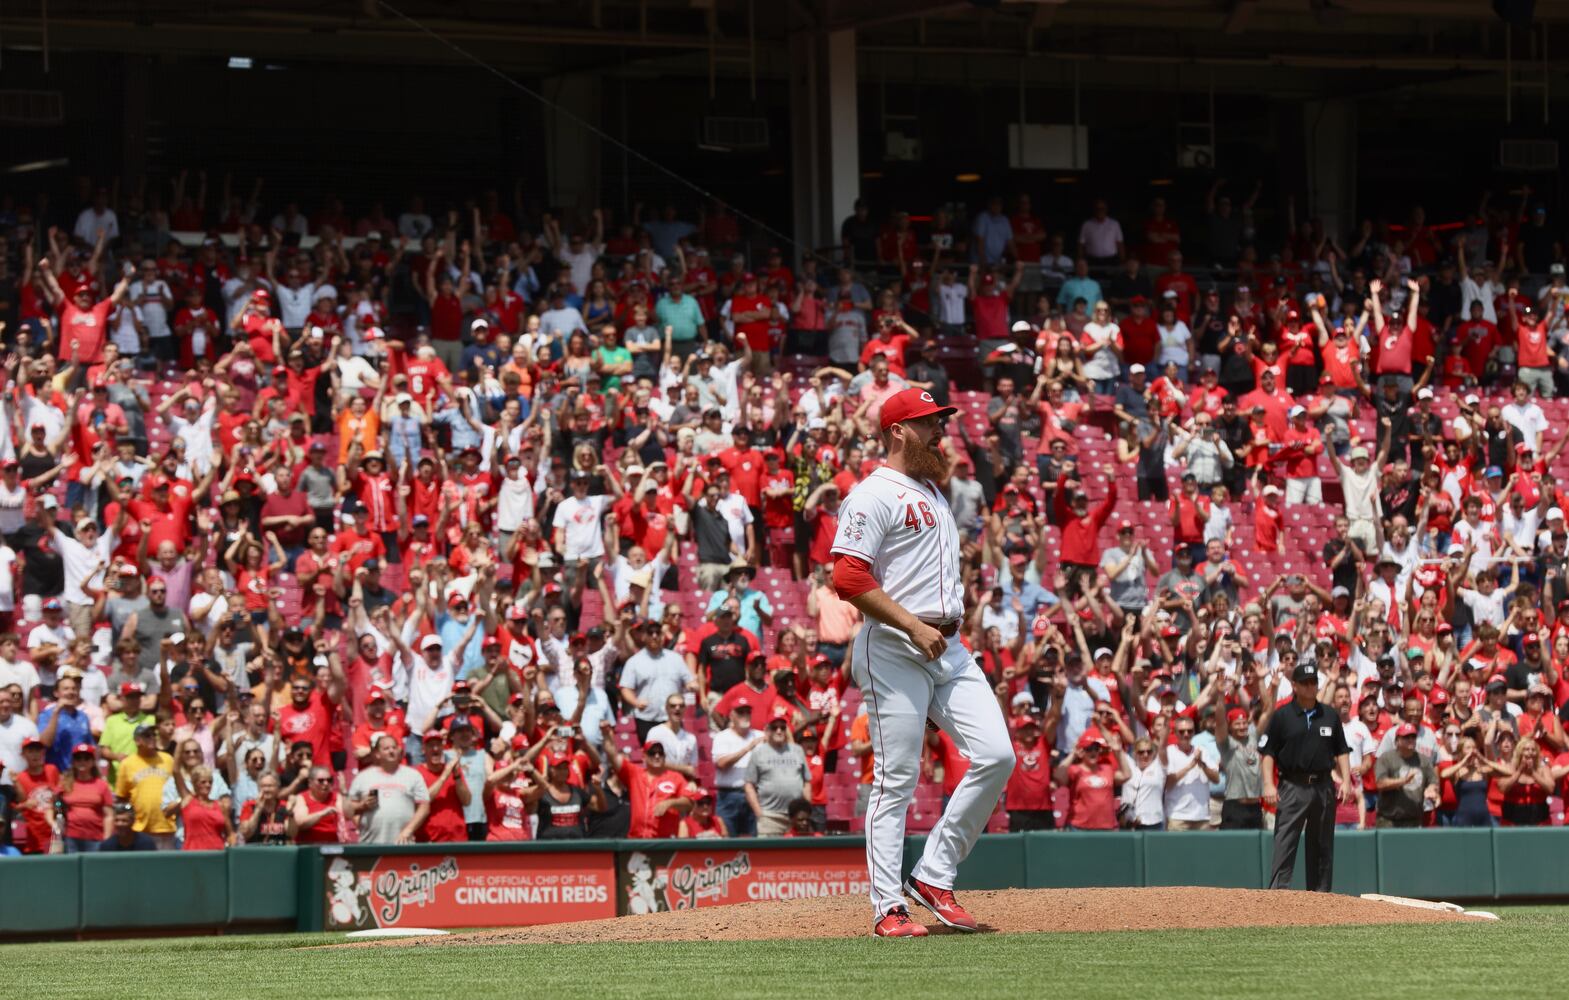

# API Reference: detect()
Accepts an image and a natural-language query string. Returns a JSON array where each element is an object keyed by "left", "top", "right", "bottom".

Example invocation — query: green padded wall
[
  {"left": 1142, "top": 831, "right": 1264, "bottom": 888},
  {"left": 0, "top": 855, "right": 81, "bottom": 934},
  {"left": 1490, "top": 827, "right": 1569, "bottom": 898},
  {"left": 1377, "top": 828, "right": 1495, "bottom": 900},
  {"left": 1024, "top": 832, "right": 1143, "bottom": 888},
  {"left": 81, "top": 850, "right": 228, "bottom": 929},
  {"left": 226, "top": 847, "right": 301, "bottom": 924}
]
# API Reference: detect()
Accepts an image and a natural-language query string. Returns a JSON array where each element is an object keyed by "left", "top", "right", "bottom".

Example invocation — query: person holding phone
[{"left": 345, "top": 733, "right": 429, "bottom": 844}]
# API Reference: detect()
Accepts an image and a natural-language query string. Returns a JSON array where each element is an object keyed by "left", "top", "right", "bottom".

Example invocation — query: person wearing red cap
[
  {"left": 1215, "top": 699, "right": 1280, "bottom": 830},
  {"left": 521, "top": 747, "right": 593, "bottom": 840},
  {"left": 1373, "top": 722, "right": 1438, "bottom": 827},
  {"left": 12, "top": 736, "right": 62, "bottom": 853},
  {"left": 597, "top": 721, "right": 692, "bottom": 838},
  {"left": 409, "top": 730, "right": 467, "bottom": 843},
  {"left": 36, "top": 254, "right": 132, "bottom": 366},
  {"left": 830, "top": 385, "right": 1014, "bottom": 937}
]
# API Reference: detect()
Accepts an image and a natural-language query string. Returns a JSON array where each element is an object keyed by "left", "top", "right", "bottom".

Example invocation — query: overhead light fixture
[
  {"left": 861, "top": 170, "right": 884, "bottom": 179},
  {"left": 227, "top": 56, "right": 253, "bottom": 69},
  {"left": 6, "top": 158, "right": 69, "bottom": 174},
  {"left": 955, "top": 172, "right": 981, "bottom": 183},
  {"left": 1150, "top": 178, "right": 1174, "bottom": 186},
  {"left": 1054, "top": 176, "right": 1080, "bottom": 184}
]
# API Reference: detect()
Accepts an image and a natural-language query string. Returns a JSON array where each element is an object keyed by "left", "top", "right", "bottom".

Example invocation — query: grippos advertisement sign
[
  {"left": 324, "top": 852, "right": 616, "bottom": 930},
  {"left": 617, "top": 845, "right": 869, "bottom": 915}
]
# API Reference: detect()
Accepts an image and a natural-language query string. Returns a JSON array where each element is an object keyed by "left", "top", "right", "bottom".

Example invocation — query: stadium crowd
[{"left": 0, "top": 174, "right": 1568, "bottom": 853}]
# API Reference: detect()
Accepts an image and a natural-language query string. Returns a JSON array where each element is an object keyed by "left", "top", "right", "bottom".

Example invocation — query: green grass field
[{"left": 5, "top": 905, "right": 1556, "bottom": 1000}]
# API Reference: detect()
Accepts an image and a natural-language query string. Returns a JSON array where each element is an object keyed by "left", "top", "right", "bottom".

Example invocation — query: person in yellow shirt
[{"left": 114, "top": 724, "right": 177, "bottom": 849}]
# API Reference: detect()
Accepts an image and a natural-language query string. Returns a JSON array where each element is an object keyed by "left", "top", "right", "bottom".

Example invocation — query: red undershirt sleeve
[{"left": 832, "top": 554, "right": 878, "bottom": 600}]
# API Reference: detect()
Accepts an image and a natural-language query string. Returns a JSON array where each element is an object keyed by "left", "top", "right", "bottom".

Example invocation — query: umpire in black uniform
[{"left": 1260, "top": 662, "right": 1355, "bottom": 891}]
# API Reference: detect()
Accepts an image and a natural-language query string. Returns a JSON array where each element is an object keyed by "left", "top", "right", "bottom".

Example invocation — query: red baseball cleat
[
  {"left": 872, "top": 906, "right": 929, "bottom": 938},
  {"left": 903, "top": 877, "right": 978, "bottom": 931}
]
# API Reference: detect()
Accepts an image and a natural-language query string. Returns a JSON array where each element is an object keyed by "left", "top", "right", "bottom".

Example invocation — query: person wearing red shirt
[
  {"left": 716, "top": 426, "right": 766, "bottom": 511},
  {"left": 970, "top": 269, "right": 1020, "bottom": 347},
  {"left": 1516, "top": 307, "right": 1555, "bottom": 397},
  {"left": 1011, "top": 194, "right": 1046, "bottom": 267},
  {"left": 1254, "top": 483, "right": 1286, "bottom": 554},
  {"left": 1119, "top": 297, "right": 1159, "bottom": 368},
  {"left": 276, "top": 665, "right": 343, "bottom": 775},
  {"left": 760, "top": 248, "right": 796, "bottom": 298},
  {"left": 328, "top": 507, "right": 387, "bottom": 573},
  {"left": 12, "top": 738, "right": 61, "bottom": 853},
  {"left": 172, "top": 285, "right": 222, "bottom": 368},
  {"left": 924, "top": 728, "right": 969, "bottom": 801},
  {"left": 1004, "top": 715, "right": 1055, "bottom": 830},
  {"left": 414, "top": 731, "right": 470, "bottom": 843},
  {"left": 1054, "top": 735, "right": 1127, "bottom": 831},
  {"left": 351, "top": 687, "right": 408, "bottom": 757},
  {"left": 859, "top": 321, "right": 912, "bottom": 377},
  {"left": 39, "top": 261, "right": 129, "bottom": 365},
  {"left": 395, "top": 343, "right": 452, "bottom": 409},
  {"left": 876, "top": 215, "right": 919, "bottom": 266},
  {"left": 1238, "top": 366, "right": 1293, "bottom": 439},
  {"left": 1455, "top": 302, "right": 1500, "bottom": 381},
  {"left": 1169, "top": 475, "right": 1209, "bottom": 557},
  {"left": 760, "top": 452, "right": 795, "bottom": 569},
  {"left": 1368, "top": 278, "right": 1416, "bottom": 389},
  {"left": 1154, "top": 250, "right": 1198, "bottom": 322},
  {"left": 233, "top": 291, "right": 284, "bottom": 365},
  {"left": 1276, "top": 309, "right": 1318, "bottom": 396},
  {"left": 342, "top": 450, "right": 400, "bottom": 540},
  {"left": 729, "top": 273, "right": 774, "bottom": 372},
  {"left": 1278, "top": 405, "right": 1325, "bottom": 504},
  {"left": 604, "top": 734, "right": 692, "bottom": 838},
  {"left": 1052, "top": 470, "right": 1118, "bottom": 575},
  {"left": 1189, "top": 368, "right": 1229, "bottom": 417},
  {"left": 125, "top": 475, "right": 195, "bottom": 556}
]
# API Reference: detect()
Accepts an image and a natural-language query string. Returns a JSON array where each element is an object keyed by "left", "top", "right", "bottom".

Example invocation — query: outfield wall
[{"left": 4, "top": 829, "right": 1566, "bottom": 938}]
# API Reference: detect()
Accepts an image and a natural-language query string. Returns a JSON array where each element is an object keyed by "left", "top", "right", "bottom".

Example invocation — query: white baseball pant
[{"left": 851, "top": 620, "right": 1015, "bottom": 917}]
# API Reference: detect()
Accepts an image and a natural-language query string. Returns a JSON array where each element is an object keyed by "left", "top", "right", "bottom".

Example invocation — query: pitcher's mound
[{"left": 395, "top": 887, "right": 1478, "bottom": 946}]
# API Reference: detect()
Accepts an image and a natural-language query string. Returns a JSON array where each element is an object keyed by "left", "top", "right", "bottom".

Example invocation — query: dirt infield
[{"left": 375, "top": 887, "right": 1477, "bottom": 946}]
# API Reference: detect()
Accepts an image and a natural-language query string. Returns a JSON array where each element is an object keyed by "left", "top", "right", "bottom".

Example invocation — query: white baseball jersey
[{"left": 831, "top": 467, "right": 964, "bottom": 621}]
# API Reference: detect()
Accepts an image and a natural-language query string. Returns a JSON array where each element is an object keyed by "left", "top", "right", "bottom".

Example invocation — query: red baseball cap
[
  {"left": 879, "top": 388, "right": 957, "bottom": 431},
  {"left": 542, "top": 749, "right": 572, "bottom": 768},
  {"left": 1395, "top": 722, "right": 1418, "bottom": 737}
]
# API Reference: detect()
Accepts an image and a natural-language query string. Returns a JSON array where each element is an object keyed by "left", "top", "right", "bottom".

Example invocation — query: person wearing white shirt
[
  {"left": 400, "top": 622, "right": 478, "bottom": 763},
  {"left": 551, "top": 212, "right": 605, "bottom": 295},
  {"left": 0, "top": 688, "right": 40, "bottom": 788},
  {"left": 710, "top": 706, "right": 764, "bottom": 834},
  {"left": 73, "top": 196, "right": 120, "bottom": 244},
  {"left": 1162, "top": 720, "right": 1219, "bottom": 830},
  {"left": 167, "top": 396, "right": 219, "bottom": 478},
  {"left": 1501, "top": 384, "right": 1549, "bottom": 452},
  {"left": 129, "top": 270, "right": 174, "bottom": 354},
  {"left": 1457, "top": 570, "right": 1513, "bottom": 629},
  {"left": 935, "top": 273, "right": 968, "bottom": 332},
  {"left": 1077, "top": 202, "right": 1126, "bottom": 262},
  {"left": 714, "top": 487, "right": 754, "bottom": 556},
  {"left": 56, "top": 512, "right": 123, "bottom": 637},
  {"left": 644, "top": 696, "right": 700, "bottom": 777},
  {"left": 1500, "top": 496, "right": 1542, "bottom": 561},
  {"left": 272, "top": 277, "right": 317, "bottom": 331},
  {"left": 552, "top": 474, "right": 612, "bottom": 568},
  {"left": 495, "top": 458, "right": 536, "bottom": 536},
  {"left": 1120, "top": 740, "right": 1167, "bottom": 829}
]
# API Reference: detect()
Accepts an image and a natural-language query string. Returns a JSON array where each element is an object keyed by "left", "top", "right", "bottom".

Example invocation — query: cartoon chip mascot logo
[
  {"left": 327, "top": 857, "right": 373, "bottom": 929},
  {"left": 624, "top": 850, "right": 669, "bottom": 915}
]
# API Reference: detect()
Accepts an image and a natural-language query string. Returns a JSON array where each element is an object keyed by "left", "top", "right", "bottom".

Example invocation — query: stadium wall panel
[{"left": 5, "top": 830, "right": 1568, "bottom": 938}]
